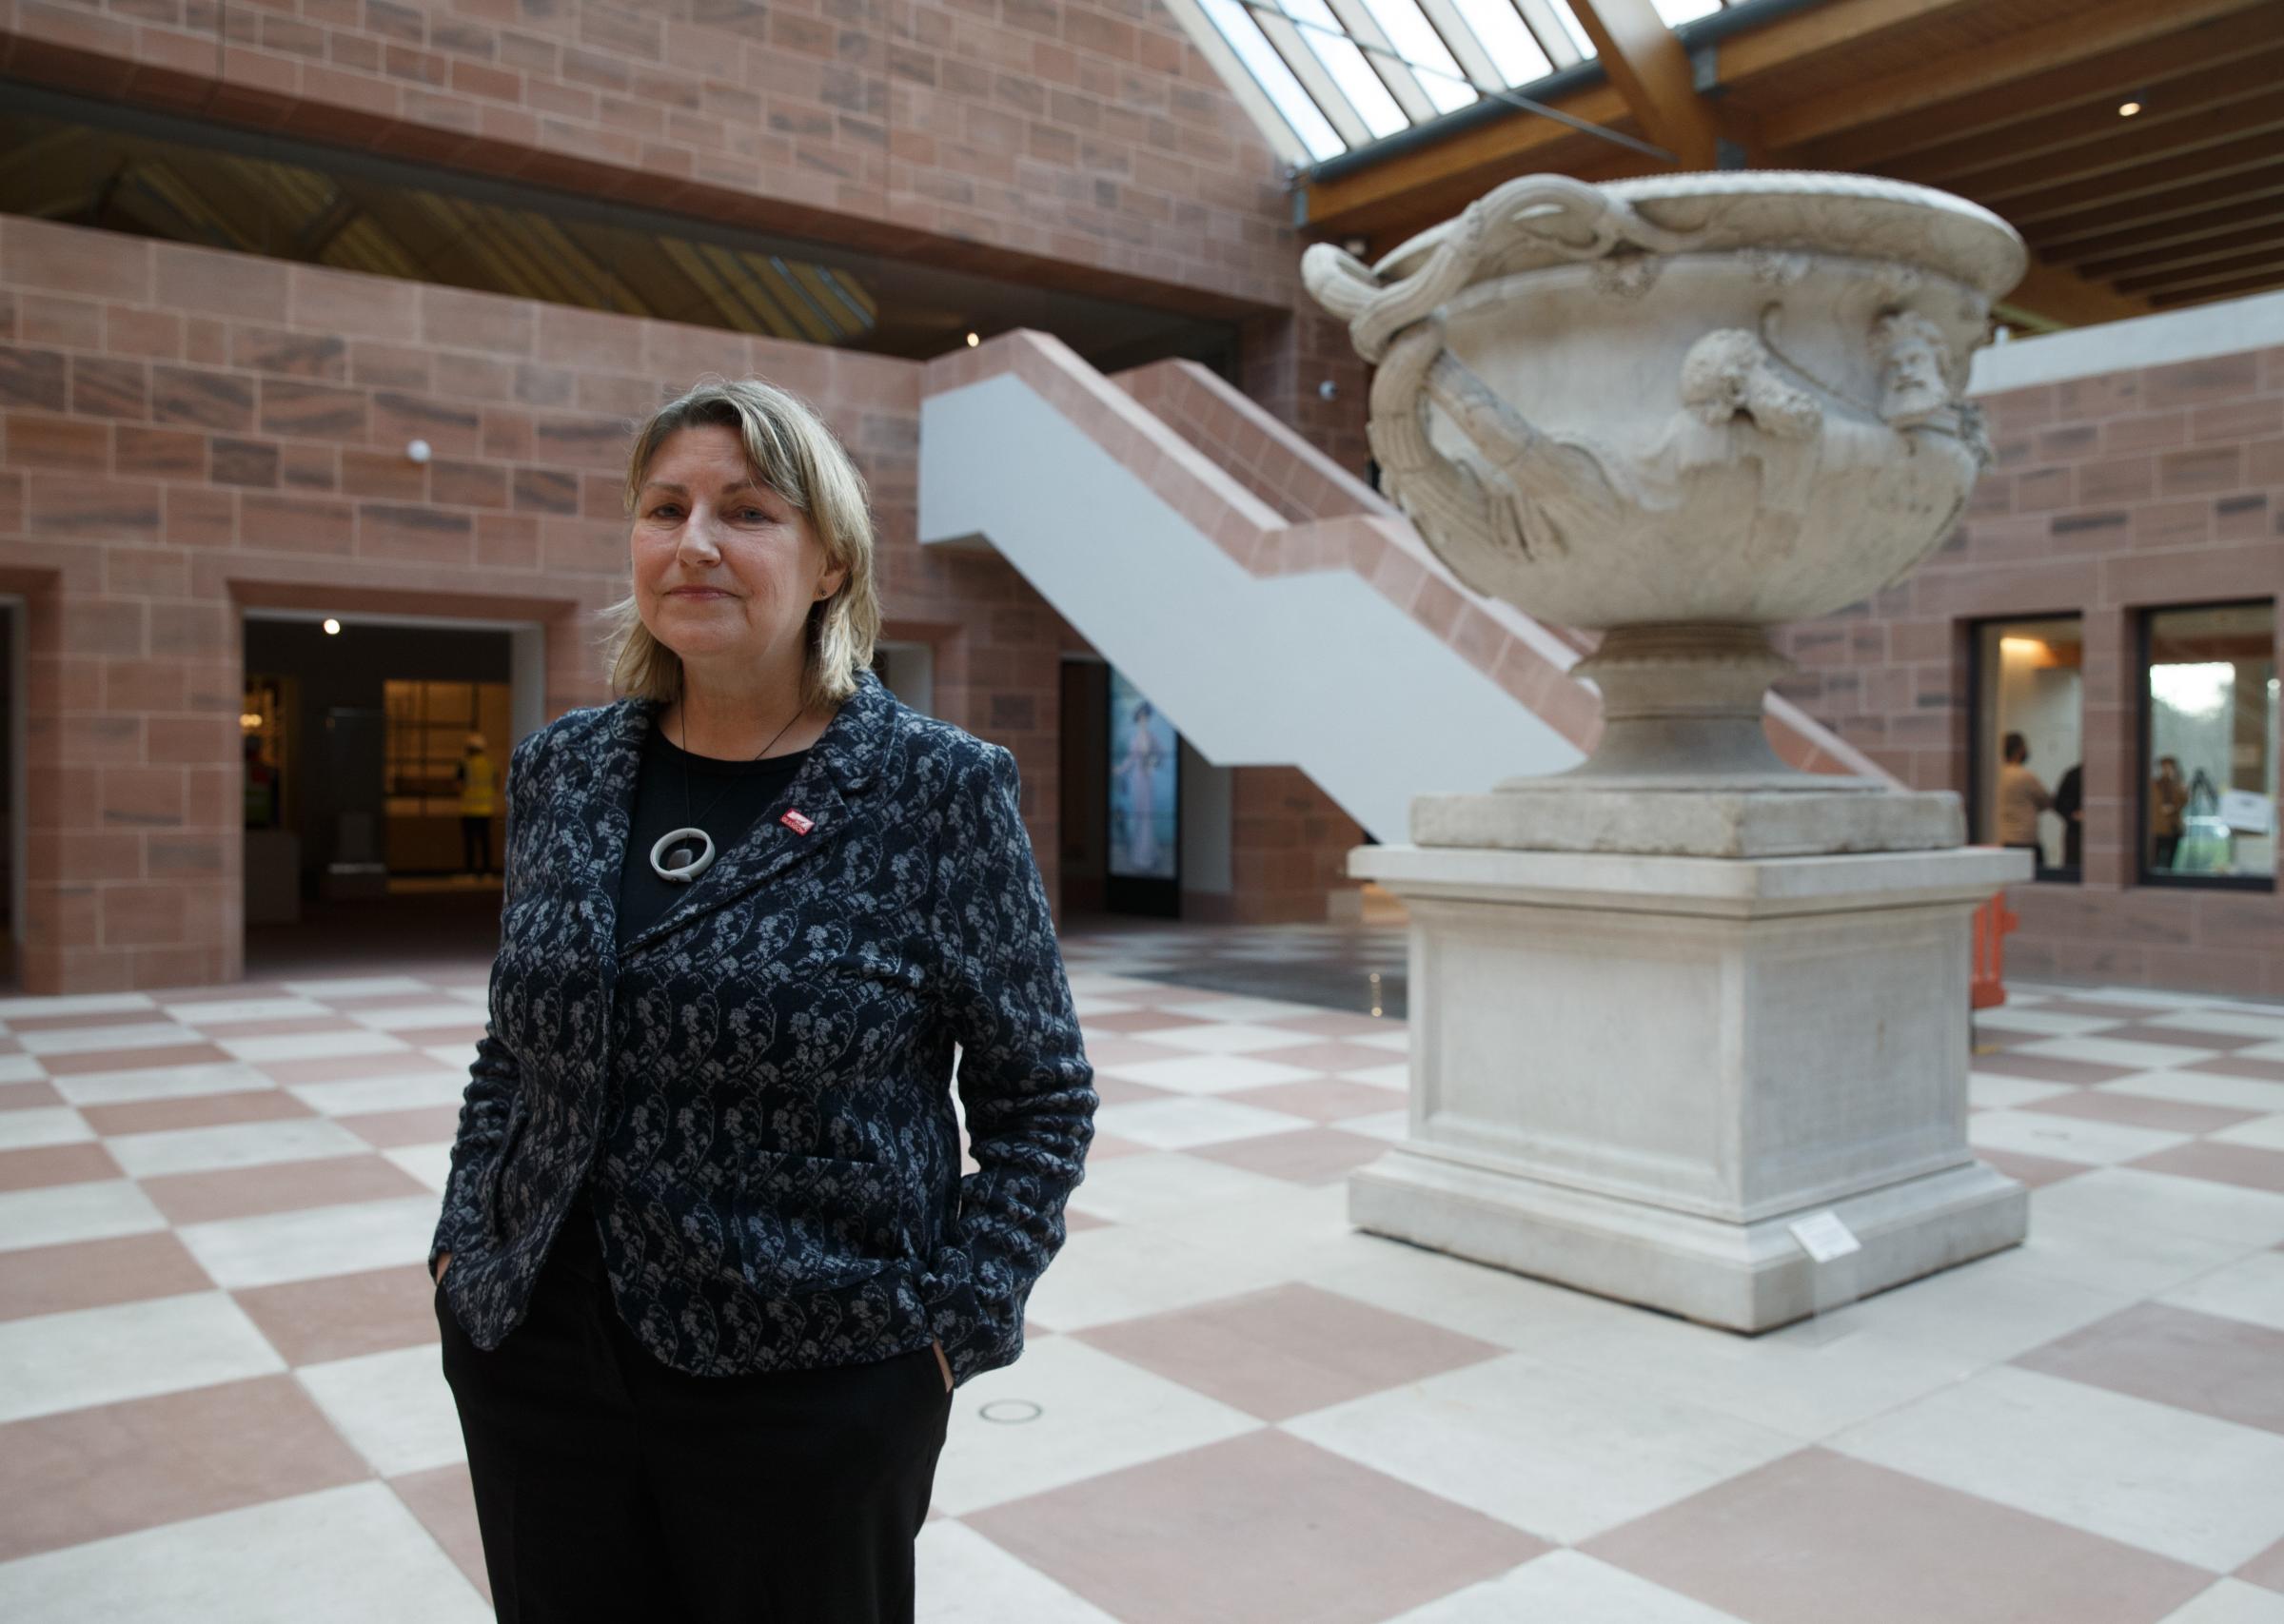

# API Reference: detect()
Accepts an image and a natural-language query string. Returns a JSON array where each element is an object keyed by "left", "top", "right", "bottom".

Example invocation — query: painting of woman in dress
[{"left": 1109, "top": 672, "right": 1177, "bottom": 880}]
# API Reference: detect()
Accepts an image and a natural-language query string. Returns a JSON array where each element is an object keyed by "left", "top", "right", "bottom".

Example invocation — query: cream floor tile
[
  {"left": 278, "top": 976, "right": 436, "bottom": 999},
  {"left": 0, "top": 1291, "right": 285, "bottom": 1422},
  {"left": 1285, "top": 1351, "right": 1802, "bottom": 1544},
  {"left": 2161, "top": 1253, "right": 2284, "bottom": 1334},
  {"left": 1020, "top": 1223, "right": 1298, "bottom": 1332},
  {"left": 2104, "top": 1073, "right": 2284, "bottom": 1113},
  {"left": 1838, "top": 1247, "right": 2138, "bottom": 1361},
  {"left": 1832, "top": 1364, "right": 2284, "bottom": 1571},
  {"left": 2035, "top": 1167, "right": 2284, "bottom": 1248},
  {"left": 915, "top": 1521, "right": 1121, "bottom": 1624},
  {"left": 1970, "top": 1109, "right": 2192, "bottom": 1165},
  {"left": 177, "top": 1197, "right": 441, "bottom": 1290},
  {"left": 1521, "top": 1304, "right": 1984, "bottom": 1441},
  {"left": 2002, "top": 1187, "right": 2257, "bottom": 1298},
  {"left": 2018, "top": 1036, "right": 2226, "bottom": 1070},
  {"left": 104, "top": 1117, "right": 371, "bottom": 1180},
  {"left": 1969, "top": 1073, "right": 2079, "bottom": 1109},
  {"left": 1091, "top": 1052, "right": 1325, "bottom": 1094},
  {"left": 1352, "top": 1029, "right": 1411, "bottom": 1052},
  {"left": 1342, "top": 1108, "right": 1411, "bottom": 1141},
  {"left": 441, "top": 986, "right": 490, "bottom": 1006},
  {"left": 2238, "top": 1041, "right": 2284, "bottom": 1065},
  {"left": 422, "top": 1045, "right": 483, "bottom": 1068},
  {"left": 296, "top": 1342, "right": 460, "bottom": 1477},
  {"left": 0, "top": 1106, "right": 90, "bottom": 1149},
  {"left": 287, "top": 1073, "right": 470, "bottom": 1115},
  {"left": 384, "top": 1143, "right": 455, "bottom": 1192},
  {"left": 0, "top": 992, "right": 155, "bottom": 1021},
  {"left": 1063, "top": 1147, "right": 1295, "bottom": 1225},
  {"left": 928, "top": 1337, "right": 1259, "bottom": 1517},
  {"left": 2214, "top": 1115, "right": 2284, "bottom": 1152},
  {"left": 1123, "top": 1021, "right": 1325, "bottom": 1056},
  {"left": 344, "top": 1004, "right": 492, "bottom": 1033},
  {"left": 50, "top": 1061, "right": 278, "bottom": 1106},
  {"left": 1066, "top": 994, "right": 1138, "bottom": 1019},
  {"left": 0, "top": 1179, "right": 166, "bottom": 1251},
  {"left": 1153, "top": 1181, "right": 1377, "bottom": 1282},
  {"left": 1341, "top": 1062, "right": 1411, "bottom": 1091},
  {"left": 1387, "top": 1551, "right": 1750, "bottom": 1624},
  {"left": 2160, "top": 1579, "right": 2284, "bottom": 1624},
  {"left": 0, "top": 1481, "right": 488, "bottom": 1623},
  {"left": 17, "top": 1023, "right": 204, "bottom": 1057},
  {"left": 217, "top": 1031, "right": 413, "bottom": 1065},
  {"left": 1975, "top": 1008, "right": 2135, "bottom": 1036},
  {"left": 159, "top": 998, "right": 331, "bottom": 1027},
  {"left": 1307, "top": 1240, "right": 1658, "bottom": 1356},
  {"left": 2144, "top": 1012, "right": 2284, "bottom": 1043},
  {"left": 1151, "top": 995, "right": 1331, "bottom": 1024},
  {"left": 0, "top": 1054, "right": 44, "bottom": 1085},
  {"left": 1091, "top": 1096, "right": 1314, "bottom": 1150}
]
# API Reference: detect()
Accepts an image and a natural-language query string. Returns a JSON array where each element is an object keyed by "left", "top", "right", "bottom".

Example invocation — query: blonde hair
[{"left": 602, "top": 377, "right": 880, "bottom": 713}]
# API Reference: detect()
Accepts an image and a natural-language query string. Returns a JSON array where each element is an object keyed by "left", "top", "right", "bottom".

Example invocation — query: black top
[{"left": 616, "top": 728, "right": 811, "bottom": 946}]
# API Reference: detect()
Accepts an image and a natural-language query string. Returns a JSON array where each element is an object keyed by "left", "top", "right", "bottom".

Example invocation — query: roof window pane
[
  {"left": 1200, "top": 0, "right": 1349, "bottom": 158},
  {"left": 1448, "top": 0, "right": 1552, "bottom": 86},
  {"left": 1650, "top": 0, "right": 1722, "bottom": 21},
  {"left": 1357, "top": 0, "right": 1480, "bottom": 111},
  {"left": 1276, "top": 0, "right": 1413, "bottom": 138},
  {"left": 1544, "top": 0, "right": 1599, "bottom": 58}
]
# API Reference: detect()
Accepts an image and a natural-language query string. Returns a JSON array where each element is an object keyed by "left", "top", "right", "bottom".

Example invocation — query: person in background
[
  {"left": 1997, "top": 732, "right": 2052, "bottom": 865},
  {"left": 456, "top": 732, "right": 497, "bottom": 876},
  {"left": 2053, "top": 762, "right": 2083, "bottom": 870},
  {"left": 2151, "top": 753, "right": 2188, "bottom": 871},
  {"left": 243, "top": 732, "right": 279, "bottom": 830}
]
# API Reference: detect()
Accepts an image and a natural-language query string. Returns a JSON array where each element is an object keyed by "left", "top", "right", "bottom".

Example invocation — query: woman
[{"left": 429, "top": 378, "right": 1095, "bottom": 1623}]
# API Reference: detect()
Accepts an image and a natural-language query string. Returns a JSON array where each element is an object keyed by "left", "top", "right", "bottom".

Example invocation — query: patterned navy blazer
[{"left": 430, "top": 671, "right": 1095, "bottom": 1385}]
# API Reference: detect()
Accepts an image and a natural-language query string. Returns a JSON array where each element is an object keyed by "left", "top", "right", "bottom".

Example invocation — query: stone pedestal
[{"left": 1348, "top": 838, "right": 2034, "bottom": 1332}]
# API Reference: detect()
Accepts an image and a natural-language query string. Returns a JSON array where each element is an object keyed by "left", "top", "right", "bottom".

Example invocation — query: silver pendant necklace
[{"left": 649, "top": 698, "right": 803, "bottom": 884}]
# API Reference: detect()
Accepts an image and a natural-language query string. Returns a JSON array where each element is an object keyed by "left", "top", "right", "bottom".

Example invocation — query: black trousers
[
  {"left": 462, "top": 815, "right": 493, "bottom": 875},
  {"left": 438, "top": 1211, "right": 954, "bottom": 1624}
]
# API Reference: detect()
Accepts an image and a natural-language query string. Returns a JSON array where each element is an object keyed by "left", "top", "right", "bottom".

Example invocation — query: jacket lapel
[
  {"left": 554, "top": 696, "right": 656, "bottom": 988},
  {"left": 619, "top": 671, "right": 896, "bottom": 960}
]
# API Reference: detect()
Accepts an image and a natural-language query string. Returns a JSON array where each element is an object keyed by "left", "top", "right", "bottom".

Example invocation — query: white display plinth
[{"left": 1349, "top": 841, "right": 2034, "bottom": 1332}]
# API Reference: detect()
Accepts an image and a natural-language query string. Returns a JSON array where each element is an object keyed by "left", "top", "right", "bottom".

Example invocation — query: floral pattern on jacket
[{"left": 430, "top": 672, "right": 1095, "bottom": 1385}]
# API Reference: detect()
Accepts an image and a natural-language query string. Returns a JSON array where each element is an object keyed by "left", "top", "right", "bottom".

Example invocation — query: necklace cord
[{"left": 676, "top": 695, "right": 805, "bottom": 848}]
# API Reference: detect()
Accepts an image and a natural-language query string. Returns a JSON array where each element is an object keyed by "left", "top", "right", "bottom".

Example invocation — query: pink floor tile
[
  {"left": 1585, "top": 1449, "right": 2212, "bottom": 1624},
  {"left": 966, "top": 1430, "right": 1546, "bottom": 1624},
  {"left": 1074, "top": 1035, "right": 1188, "bottom": 1068},
  {"left": 41, "top": 1043, "right": 233, "bottom": 1077},
  {"left": 1190, "top": 1126, "right": 1388, "bottom": 1184},
  {"left": 0, "top": 1142, "right": 123, "bottom": 1193},
  {"left": 387, "top": 1025, "right": 486, "bottom": 1048},
  {"left": 2039, "top": 1000, "right": 2190, "bottom": 1020},
  {"left": 1979, "top": 1148, "right": 2094, "bottom": 1190},
  {"left": 2015, "top": 1303, "right": 2284, "bottom": 1435},
  {"left": 2021, "top": 1091, "right": 2264, "bottom": 1134},
  {"left": 2239, "top": 1536, "right": 2284, "bottom": 1594},
  {"left": 2182, "top": 1056, "right": 2284, "bottom": 1085},
  {"left": 1972, "top": 1052, "right": 2143, "bottom": 1086},
  {"left": 0, "top": 1233, "right": 214, "bottom": 1321},
  {"left": 1063, "top": 1208, "right": 1112, "bottom": 1232},
  {"left": 234, "top": 1264, "right": 443, "bottom": 1366},
  {"left": 0, "top": 1081, "right": 63, "bottom": 1110},
  {"left": 141, "top": 1154, "right": 433, "bottom": 1224},
  {"left": 257, "top": 1050, "right": 457, "bottom": 1086},
  {"left": 2129, "top": 1142, "right": 2284, "bottom": 1194},
  {"left": 337, "top": 1105, "right": 464, "bottom": 1147},
  {"left": 4, "top": 1008, "right": 174, "bottom": 1035},
  {"left": 1222, "top": 1078, "right": 1405, "bottom": 1122},
  {"left": 1074, "top": 1282, "right": 1501, "bottom": 1422},
  {"left": 2099, "top": 1023, "right": 2265, "bottom": 1051},
  {"left": 1084, "top": 1009, "right": 1211, "bottom": 1034},
  {"left": 1083, "top": 1134, "right": 1153, "bottom": 1161},
  {"left": 391, "top": 1463, "right": 492, "bottom": 1606},
  {"left": 79, "top": 1089, "right": 315, "bottom": 1137},
  {"left": 1091, "top": 1075, "right": 1179, "bottom": 1105},
  {"left": 0, "top": 1375, "right": 368, "bottom": 1562}
]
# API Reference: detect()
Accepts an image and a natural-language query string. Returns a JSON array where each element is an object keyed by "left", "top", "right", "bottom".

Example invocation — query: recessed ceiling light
[
  {"left": 322, "top": 617, "right": 342, "bottom": 636},
  {"left": 2117, "top": 99, "right": 2142, "bottom": 117},
  {"left": 965, "top": 331, "right": 980, "bottom": 347}
]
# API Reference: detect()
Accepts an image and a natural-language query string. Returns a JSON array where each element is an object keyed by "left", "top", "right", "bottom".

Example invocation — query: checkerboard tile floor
[{"left": 3, "top": 931, "right": 2282, "bottom": 1623}]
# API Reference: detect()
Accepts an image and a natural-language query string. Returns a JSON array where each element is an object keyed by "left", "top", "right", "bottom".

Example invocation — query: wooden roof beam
[
  {"left": 2077, "top": 212, "right": 2284, "bottom": 280},
  {"left": 1997, "top": 256, "right": 2152, "bottom": 331},
  {"left": 1953, "top": 88, "right": 2284, "bottom": 207},
  {"left": 1565, "top": 0, "right": 1726, "bottom": 169},
  {"left": 2030, "top": 163, "right": 2284, "bottom": 251},
  {"left": 1765, "top": 0, "right": 2277, "bottom": 164}
]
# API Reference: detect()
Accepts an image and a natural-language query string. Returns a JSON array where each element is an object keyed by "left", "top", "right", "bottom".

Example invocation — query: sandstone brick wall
[
  {"left": 1774, "top": 346, "right": 2284, "bottom": 996},
  {"left": 0, "top": 216, "right": 1067, "bottom": 990}
]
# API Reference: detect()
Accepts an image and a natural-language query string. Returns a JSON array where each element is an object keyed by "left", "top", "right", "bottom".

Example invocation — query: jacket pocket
[
  {"left": 482, "top": 1096, "right": 528, "bottom": 1240},
  {"left": 729, "top": 1151, "right": 909, "bottom": 1296}
]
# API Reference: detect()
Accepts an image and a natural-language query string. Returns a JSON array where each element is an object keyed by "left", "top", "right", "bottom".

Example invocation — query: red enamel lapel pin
[{"left": 780, "top": 809, "right": 815, "bottom": 835}]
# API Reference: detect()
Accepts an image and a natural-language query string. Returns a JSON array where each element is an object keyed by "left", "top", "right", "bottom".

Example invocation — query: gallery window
[
  {"left": 1972, "top": 617, "right": 2084, "bottom": 880},
  {"left": 2139, "top": 601, "right": 2278, "bottom": 890}
]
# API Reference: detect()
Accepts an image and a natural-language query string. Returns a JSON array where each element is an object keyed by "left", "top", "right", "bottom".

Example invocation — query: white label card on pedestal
[{"left": 1788, "top": 1210, "right": 1862, "bottom": 1264}]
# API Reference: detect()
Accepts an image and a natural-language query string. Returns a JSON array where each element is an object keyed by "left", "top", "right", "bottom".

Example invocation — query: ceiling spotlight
[
  {"left": 2117, "top": 99, "right": 2142, "bottom": 117},
  {"left": 322, "top": 617, "right": 343, "bottom": 636},
  {"left": 965, "top": 331, "right": 980, "bottom": 348}
]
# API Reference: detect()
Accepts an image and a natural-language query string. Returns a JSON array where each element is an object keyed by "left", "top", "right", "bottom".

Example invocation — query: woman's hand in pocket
[
  {"left": 931, "top": 1339, "right": 953, "bottom": 1393},
  {"left": 434, "top": 1252, "right": 453, "bottom": 1285}
]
